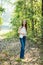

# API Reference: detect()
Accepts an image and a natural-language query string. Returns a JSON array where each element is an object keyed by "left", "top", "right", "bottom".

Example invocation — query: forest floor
[{"left": 0, "top": 38, "right": 40, "bottom": 65}]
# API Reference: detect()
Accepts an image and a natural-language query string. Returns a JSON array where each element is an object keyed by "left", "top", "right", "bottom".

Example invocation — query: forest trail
[{"left": 0, "top": 38, "right": 40, "bottom": 65}]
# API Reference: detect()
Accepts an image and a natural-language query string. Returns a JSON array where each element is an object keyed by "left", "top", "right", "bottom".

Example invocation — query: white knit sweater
[{"left": 19, "top": 27, "right": 27, "bottom": 38}]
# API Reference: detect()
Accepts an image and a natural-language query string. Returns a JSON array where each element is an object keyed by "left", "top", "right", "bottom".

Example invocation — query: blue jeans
[{"left": 19, "top": 36, "right": 26, "bottom": 59}]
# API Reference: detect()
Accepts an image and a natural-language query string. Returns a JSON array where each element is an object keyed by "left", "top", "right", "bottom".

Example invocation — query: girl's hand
[{"left": 20, "top": 32, "right": 25, "bottom": 35}]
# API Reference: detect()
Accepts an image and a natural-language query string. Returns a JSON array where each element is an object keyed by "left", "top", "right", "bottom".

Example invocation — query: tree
[
  {"left": 41, "top": 0, "right": 43, "bottom": 44},
  {"left": 0, "top": 6, "right": 5, "bottom": 30},
  {"left": 11, "top": 0, "right": 42, "bottom": 41},
  {"left": 30, "top": 0, "right": 34, "bottom": 37},
  {"left": 40, "top": 0, "right": 43, "bottom": 65}
]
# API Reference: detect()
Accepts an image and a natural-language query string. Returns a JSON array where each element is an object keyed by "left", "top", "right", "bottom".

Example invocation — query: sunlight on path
[
  {"left": 0, "top": 29, "right": 12, "bottom": 40},
  {"left": 0, "top": 29, "right": 12, "bottom": 35},
  {"left": 0, "top": 36, "right": 6, "bottom": 40}
]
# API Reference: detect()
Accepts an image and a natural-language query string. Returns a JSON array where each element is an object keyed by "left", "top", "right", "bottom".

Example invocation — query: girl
[{"left": 18, "top": 20, "right": 27, "bottom": 60}]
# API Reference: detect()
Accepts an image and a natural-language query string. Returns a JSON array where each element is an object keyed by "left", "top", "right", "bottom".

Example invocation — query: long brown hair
[{"left": 22, "top": 20, "right": 27, "bottom": 31}]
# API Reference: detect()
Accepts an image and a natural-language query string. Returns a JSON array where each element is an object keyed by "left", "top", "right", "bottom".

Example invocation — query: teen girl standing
[{"left": 18, "top": 20, "right": 27, "bottom": 61}]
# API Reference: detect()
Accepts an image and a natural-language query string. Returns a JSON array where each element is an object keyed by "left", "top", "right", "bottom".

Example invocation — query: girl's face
[{"left": 23, "top": 20, "right": 26, "bottom": 26}]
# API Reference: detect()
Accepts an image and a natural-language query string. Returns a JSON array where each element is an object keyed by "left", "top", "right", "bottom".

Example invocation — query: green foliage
[
  {"left": 11, "top": 0, "right": 41, "bottom": 44},
  {"left": 0, "top": 17, "right": 3, "bottom": 26},
  {"left": 0, "top": 6, "right": 5, "bottom": 14},
  {"left": 0, "top": 6, "right": 5, "bottom": 26}
]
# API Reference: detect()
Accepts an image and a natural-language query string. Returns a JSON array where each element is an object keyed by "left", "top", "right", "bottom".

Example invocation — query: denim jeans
[{"left": 19, "top": 36, "right": 26, "bottom": 59}]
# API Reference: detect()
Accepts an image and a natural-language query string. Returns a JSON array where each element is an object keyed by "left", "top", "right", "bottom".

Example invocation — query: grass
[{"left": 15, "top": 58, "right": 22, "bottom": 62}]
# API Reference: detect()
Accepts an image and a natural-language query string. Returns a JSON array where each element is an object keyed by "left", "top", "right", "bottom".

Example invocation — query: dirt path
[{"left": 0, "top": 39, "right": 40, "bottom": 65}]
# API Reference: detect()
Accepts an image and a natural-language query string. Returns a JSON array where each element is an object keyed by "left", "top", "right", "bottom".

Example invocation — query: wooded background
[{"left": 0, "top": 0, "right": 43, "bottom": 65}]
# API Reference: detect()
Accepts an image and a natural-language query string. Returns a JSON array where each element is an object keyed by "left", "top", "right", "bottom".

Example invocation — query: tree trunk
[
  {"left": 40, "top": 0, "right": 43, "bottom": 65},
  {"left": 31, "top": 0, "right": 34, "bottom": 37}
]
